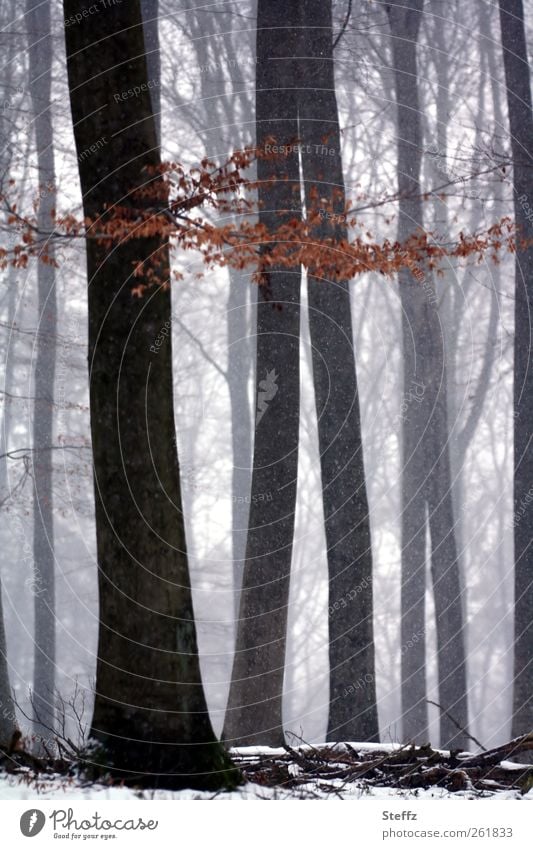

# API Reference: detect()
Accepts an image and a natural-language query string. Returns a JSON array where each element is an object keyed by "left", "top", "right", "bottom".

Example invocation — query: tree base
[{"left": 81, "top": 737, "right": 241, "bottom": 791}]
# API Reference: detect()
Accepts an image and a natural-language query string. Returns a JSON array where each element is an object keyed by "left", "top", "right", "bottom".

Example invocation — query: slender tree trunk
[
  {"left": 227, "top": 272, "right": 253, "bottom": 621},
  {"left": 0, "top": 583, "right": 14, "bottom": 743},
  {"left": 212, "top": 20, "right": 257, "bottom": 589},
  {"left": 0, "top": 353, "right": 16, "bottom": 744},
  {"left": 26, "top": 0, "right": 57, "bottom": 747},
  {"left": 0, "top": 262, "right": 27, "bottom": 746},
  {"left": 63, "top": 0, "right": 238, "bottom": 788},
  {"left": 185, "top": 16, "right": 254, "bottom": 622},
  {"left": 0, "top": 347, "right": 15, "bottom": 740},
  {"left": 385, "top": 0, "right": 469, "bottom": 749},
  {"left": 297, "top": 0, "right": 379, "bottom": 742},
  {"left": 0, "top": 1, "right": 18, "bottom": 742},
  {"left": 0, "top": 284, "right": 17, "bottom": 744},
  {"left": 426, "top": 12, "right": 464, "bottom": 607},
  {"left": 223, "top": 0, "right": 302, "bottom": 746},
  {"left": 387, "top": 0, "right": 427, "bottom": 745},
  {"left": 499, "top": 0, "right": 533, "bottom": 739}
]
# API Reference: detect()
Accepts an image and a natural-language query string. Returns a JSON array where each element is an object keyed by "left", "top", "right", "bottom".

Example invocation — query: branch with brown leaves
[{"left": 0, "top": 147, "right": 521, "bottom": 295}]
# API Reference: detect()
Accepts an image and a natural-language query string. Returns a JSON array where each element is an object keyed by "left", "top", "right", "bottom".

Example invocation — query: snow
[
  {"left": 1, "top": 745, "right": 531, "bottom": 801},
  {"left": 1, "top": 774, "right": 530, "bottom": 801}
]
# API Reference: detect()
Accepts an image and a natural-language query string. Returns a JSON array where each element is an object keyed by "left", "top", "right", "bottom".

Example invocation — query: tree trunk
[
  {"left": 499, "top": 0, "right": 533, "bottom": 740},
  {"left": 227, "top": 272, "right": 253, "bottom": 622},
  {"left": 223, "top": 0, "right": 302, "bottom": 746},
  {"left": 297, "top": 0, "right": 379, "bottom": 743},
  {"left": 0, "top": 283, "right": 17, "bottom": 744},
  {"left": 26, "top": 0, "right": 57, "bottom": 748},
  {"left": 0, "top": 332, "right": 16, "bottom": 743},
  {"left": 63, "top": 0, "right": 238, "bottom": 789},
  {"left": 0, "top": 0, "right": 19, "bottom": 744},
  {"left": 184, "top": 14, "right": 254, "bottom": 623},
  {"left": 140, "top": 0, "right": 161, "bottom": 144},
  {"left": 0, "top": 583, "right": 14, "bottom": 744},
  {"left": 385, "top": 0, "right": 469, "bottom": 749}
]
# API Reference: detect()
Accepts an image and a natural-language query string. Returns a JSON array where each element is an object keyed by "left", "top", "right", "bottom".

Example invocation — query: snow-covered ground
[
  {"left": 1, "top": 744, "right": 531, "bottom": 801},
  {"left": 1, "top": 775, "right": 530, "bottom": 801}
]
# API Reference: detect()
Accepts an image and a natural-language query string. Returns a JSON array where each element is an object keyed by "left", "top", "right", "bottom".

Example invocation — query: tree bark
[
  {"left": 226, "top": 271, "right": 254, "bottom": 622},
  {"left": 0, "top": 285, "right": 17, "bottom": 744},
  {"left": 184, "top": 12, "right": 254, "bottom": 623},
  {"left": 63, "top": 0, "right": 238, "bottom": 788},
  {"left": 385, "top": 0, "right": 469, "bottom": 749},
  {"left": 0, "top": 586, "right": 14, "bottom": 744},
  {"left": 297, "top": 0, "right": 379, "bottom": 743},
  {"left": 499, "top": 0, "right": 533, "bottom": 740},
  {"left": 223, "top": 0, "right": 302, "bottom": 746},
  {"left": 140, "top": 0, "right": 161, "bottom": 144},
  {"left": 0, "top": 369, "right": 15, "bottom": 744},
  {"left": 0, "top": 0, "right": 19, "bottom": 745},
  {"left": 26, "top": 0, "right": 57, "bottom": 748}
]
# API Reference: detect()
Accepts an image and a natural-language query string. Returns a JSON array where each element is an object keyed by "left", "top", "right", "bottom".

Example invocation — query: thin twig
[
  {"left": 427, "top": 699, "right": 487, "bottom": 751},
  {"left": 333, "top": 0, "right": 353, "bottom": 49}
]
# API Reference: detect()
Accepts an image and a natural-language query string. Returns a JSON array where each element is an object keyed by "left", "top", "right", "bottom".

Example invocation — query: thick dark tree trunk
[
  {"left": 385, "top": 0, "right": 469, "bottom": 749},
  {"left": 26, "top": 0, "right": 57, "bottom": 748},
  {"left": 297, "top": 0, "right": 379, "bottom": 743},
  {"left": 63, "top": 0, "right": 237, "bottom": 789},
  {"left": 223, "top": 0, "right": 302, "bottom": 746},
  {"left": 499, "top": 0, "right": 533, "bottom": 740}
]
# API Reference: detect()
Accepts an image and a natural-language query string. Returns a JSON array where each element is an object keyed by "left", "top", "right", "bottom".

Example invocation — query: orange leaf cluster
[{"left": 0, "top": 148, "right": 521, "bottom": 293}]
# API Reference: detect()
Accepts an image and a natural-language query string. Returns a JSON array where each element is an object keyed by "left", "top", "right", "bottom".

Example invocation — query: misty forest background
[{"left": 0, "top": 0, "right": 531, "bottom": 780}]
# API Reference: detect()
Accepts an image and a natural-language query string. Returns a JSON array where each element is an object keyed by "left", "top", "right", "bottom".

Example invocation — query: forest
[{"left": 0, "top": 0, "right": 532, "bottom": 801}]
